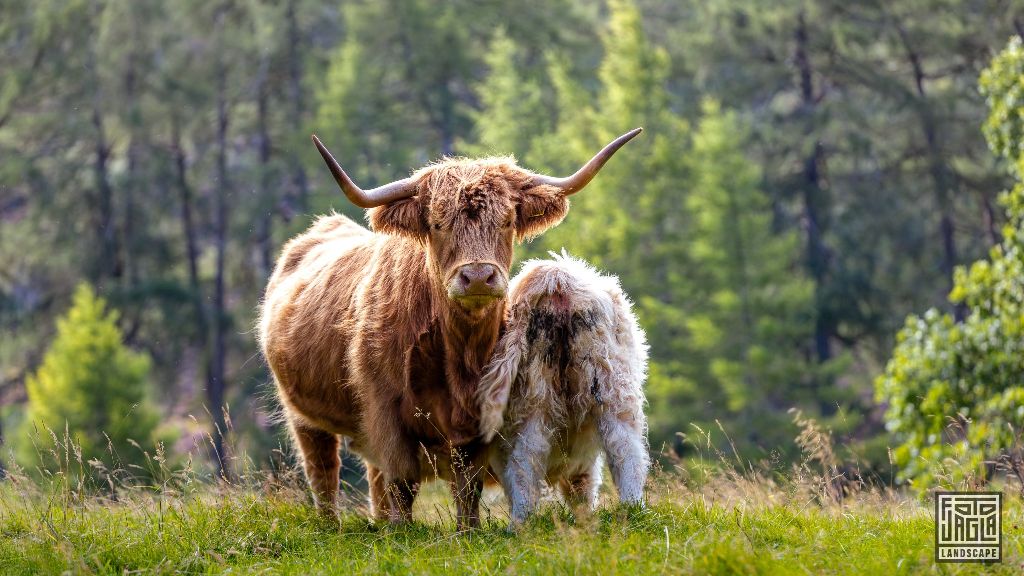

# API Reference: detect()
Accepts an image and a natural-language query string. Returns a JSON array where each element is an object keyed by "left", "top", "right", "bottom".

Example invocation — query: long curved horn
[
  {"left": 312, "top": 135, "right": 418, "bottom": 208},
  {"left": 529, "top": 128, "right": 642, "bottom": 196}
]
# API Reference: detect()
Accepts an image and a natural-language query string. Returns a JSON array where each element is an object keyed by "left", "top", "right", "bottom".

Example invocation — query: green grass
[{"left": 2, "top": 473, "right": 1022, "bottom": 575}]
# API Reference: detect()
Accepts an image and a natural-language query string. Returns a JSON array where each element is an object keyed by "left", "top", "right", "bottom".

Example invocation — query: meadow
[
  {"left": 3, "top": 472, "right": 1021, "bottom": 575},
  {"left": 1, "top": 425, "right": 1020, "bottom": 575}
]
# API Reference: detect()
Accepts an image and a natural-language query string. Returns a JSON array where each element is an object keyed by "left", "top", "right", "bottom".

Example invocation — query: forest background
[{"left": 3, "top": 0, "right": 1024, "bottom": 493}]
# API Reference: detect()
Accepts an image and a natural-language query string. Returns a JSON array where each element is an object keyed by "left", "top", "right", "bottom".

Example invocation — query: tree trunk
[
  {"left": 173, "top": 117, "right": 222, "bottom": 467},
  {"left": 91, "top": 91, "right": 119, "bottom": 286},
  {"left": 210, "top": 43, "right": 231, "bottom": 478},
  {"left": 257, "top": 67, "right": 274, "bottom": 281},
  {"left": 794, "top": 11, "right": 832, "bottom": 363},
  {"left": 438, "top": 62, "right": 455, "bottom": 156},
  {"left": 981, "top": 192, "right": 1002, "bottom": 246},
  {"left": 286, "top": 0, "right": 307, "bottom": 214},
  {"left": 0, "top": 412, "right": 5, "bottom": 479},
  {"left": 895, "top": 20, "right": 965, "bottom": 321},
  {"left": 84, "top": 13, "right": 121, "bottom": 288},
  {"left": 172, "top": 117, "right": 209, "bottom": 363},
  {"left": 122, "top": 47, "right": 143, "bottom": 343}
]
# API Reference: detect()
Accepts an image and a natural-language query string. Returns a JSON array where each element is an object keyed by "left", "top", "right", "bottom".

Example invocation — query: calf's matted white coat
[{"left": 477, "top": 252, "right": 650, "bottom": 526}]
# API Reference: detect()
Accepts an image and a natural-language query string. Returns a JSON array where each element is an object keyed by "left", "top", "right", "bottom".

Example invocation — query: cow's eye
[{"left": 433, "top": 223, "right": 442, "bottom": 230}]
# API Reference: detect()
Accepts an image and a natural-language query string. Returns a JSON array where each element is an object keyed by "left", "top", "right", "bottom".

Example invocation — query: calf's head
[{"left": 311, "top": 129, "right": 641, "bottom": 314}]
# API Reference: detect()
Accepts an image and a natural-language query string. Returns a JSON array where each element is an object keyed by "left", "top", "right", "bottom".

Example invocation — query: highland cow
[
  {"left": 477, "top": 252, "right": 650, "bottom": 527},
  {"left": 258, "top": 130, "right": 641, "bottom": 528}
]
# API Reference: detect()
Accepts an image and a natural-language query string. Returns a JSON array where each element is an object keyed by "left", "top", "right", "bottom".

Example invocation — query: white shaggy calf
[{"left": 478, "top": 252, "right": 650, "bottom": 526}]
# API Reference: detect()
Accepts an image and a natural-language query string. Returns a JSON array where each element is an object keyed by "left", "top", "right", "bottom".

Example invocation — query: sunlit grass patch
[
  {"left": 1, "top": 417, "right": 1022, "bottom": 574},
  {"left": 2, "top": 472, "right": 1021, "bottom": 575}
]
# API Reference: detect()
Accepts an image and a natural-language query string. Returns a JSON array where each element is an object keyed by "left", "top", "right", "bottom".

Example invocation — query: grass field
[{"left": 1, "top": 465, "right": 1021, "bottom": 575}]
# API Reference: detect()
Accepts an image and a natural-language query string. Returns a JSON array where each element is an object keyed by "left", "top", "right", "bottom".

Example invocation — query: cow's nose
[
  {"left": 456, "top": 263, "right": 504, "bottom": 296},
  {"left": 459, "top": 263, "right": 498, "bottom": 289}
]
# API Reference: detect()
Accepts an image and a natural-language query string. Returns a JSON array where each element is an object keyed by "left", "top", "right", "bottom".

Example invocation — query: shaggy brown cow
[{"left": 258, "top": 129, "right": 641, "bottom": 528}]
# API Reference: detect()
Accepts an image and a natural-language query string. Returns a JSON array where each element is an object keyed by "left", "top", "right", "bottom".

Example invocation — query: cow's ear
[
  {"left": 516, "top": 185, "right": 569, "bottom": 240},
  {"left": 368, "top": 196, "right": 428, "bottom": 240}
]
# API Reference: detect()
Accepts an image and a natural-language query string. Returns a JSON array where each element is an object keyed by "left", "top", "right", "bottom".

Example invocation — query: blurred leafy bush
[{"left": 876, "top": 37, "right": 1024, "bottom": 490}]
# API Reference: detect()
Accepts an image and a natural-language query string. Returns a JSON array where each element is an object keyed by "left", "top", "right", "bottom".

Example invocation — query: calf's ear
[
  {"left": 368, "top": 196, "right": 428, "bottom": 240},
  {"left": 516, "top": 185, "right": 569, "bottom": 240}
]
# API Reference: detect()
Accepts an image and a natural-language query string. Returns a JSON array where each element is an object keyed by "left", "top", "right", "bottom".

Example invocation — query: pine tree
[
  {"left": 315, "top": 9, "right": 419, "bottom": 222},
  {"left": 464, "top": 29, "right": 546, "bottom": 160},
  {"left": 533, "top": 0, "right": 688, "bottom": 280},
  {"left": 315, "top": 0, "right": 475, "bottom": 222},
  {"left": 527, "top": 0, "right": 697, "bottom": 452},
  {"left": 17, "top": 284, "right": 158, "bottom": 478},
  {"left": 682, "top": 100, "right": 818, "bottom": 449}
]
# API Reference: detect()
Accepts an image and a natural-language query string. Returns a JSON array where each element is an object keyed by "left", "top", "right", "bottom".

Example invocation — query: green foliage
[
  {"left": 981, "top": 37, "right": 1024, "bottom": 176},
  {"left": 17, "top": 284, "right": 159, "bottom": 478},
  {"left": 876, "top": 38, "right": 1024, "bottom": 489},
  {"left": 532, "top": 0, "right": 688, "bottom": 274},
  {"left": 518, "top": 0, "right": 698, "bottom": 451},
  {"left": 315, "top": 2, "right": 424, "bottom": 219}
]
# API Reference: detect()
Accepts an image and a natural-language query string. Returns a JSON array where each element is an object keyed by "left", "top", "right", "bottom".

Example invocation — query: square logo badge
[{"left": 935, "top": 492, "right": 1002, "bottom": 563}]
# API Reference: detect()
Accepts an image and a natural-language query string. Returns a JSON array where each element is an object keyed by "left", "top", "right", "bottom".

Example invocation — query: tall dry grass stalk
[
  {"left": 647, "top": 414, "right": 925, "bottom": 522},
  {"left": 5, "top": 409, "right": 1006, "bottom": 527}
]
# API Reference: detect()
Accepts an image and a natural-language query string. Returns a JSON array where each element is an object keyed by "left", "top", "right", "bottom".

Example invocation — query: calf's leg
[
  {"left": 598, "top": 409, "right": 649, "bottom": 504},
  {"left": 290, "top": 420, "right": 341, "bottom": 514},
  {"left": 503, "top": 417, "right": 549, "bottom": 528}
]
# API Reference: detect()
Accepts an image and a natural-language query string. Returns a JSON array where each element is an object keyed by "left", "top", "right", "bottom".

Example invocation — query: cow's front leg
[
  {"left": 374, "top": 432, "right": 421, "bottom": 523},
  {"left": 449, "top": 450, "right": 484, "bottom": 530},
  {"left": 384, "top": 476, "right": 420, "bottom": 523},
  {"left": 290, "top": 419, "right": 341, "bottom": 515},
  {"left": 364, "top": 391, "right": 422, "bottom": 523},
  {"left": 503, "top": 417, "right": 549, "bottom": 528}
]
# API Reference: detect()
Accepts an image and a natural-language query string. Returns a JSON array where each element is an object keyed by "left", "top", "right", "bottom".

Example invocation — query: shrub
[
  {"left": 875, "top": 38, "right": 1024, "bottom": 490},
  {"left": 17, "top": 283, "right": 159, "bottom": 481}
]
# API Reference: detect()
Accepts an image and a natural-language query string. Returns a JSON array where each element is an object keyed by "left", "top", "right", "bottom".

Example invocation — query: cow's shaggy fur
[
  {"left": 258, "top": 157, "right": 569, "bottom": 528},
  {"left": 477, "top": 252, "right": 650, "bottom": 526}
]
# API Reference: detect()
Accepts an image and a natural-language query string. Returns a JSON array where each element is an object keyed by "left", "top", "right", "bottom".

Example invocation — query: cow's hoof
[{"left": 314, "top": 508, "right": 341, "bottom": 529}]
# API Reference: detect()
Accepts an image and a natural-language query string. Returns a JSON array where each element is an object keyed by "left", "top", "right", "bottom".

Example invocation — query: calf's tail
[{"left": 477, "top": 303, "right": 529, "bottom": 442}]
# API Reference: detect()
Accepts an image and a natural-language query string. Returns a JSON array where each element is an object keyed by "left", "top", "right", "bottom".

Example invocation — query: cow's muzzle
[{"left": 448, "top": 262, "right": 507, "bottom": 304}]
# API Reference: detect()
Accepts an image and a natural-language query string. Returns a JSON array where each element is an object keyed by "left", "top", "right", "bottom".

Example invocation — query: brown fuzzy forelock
[{"left": 368, "top": 158, "right": 570, "bottom": 245}]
